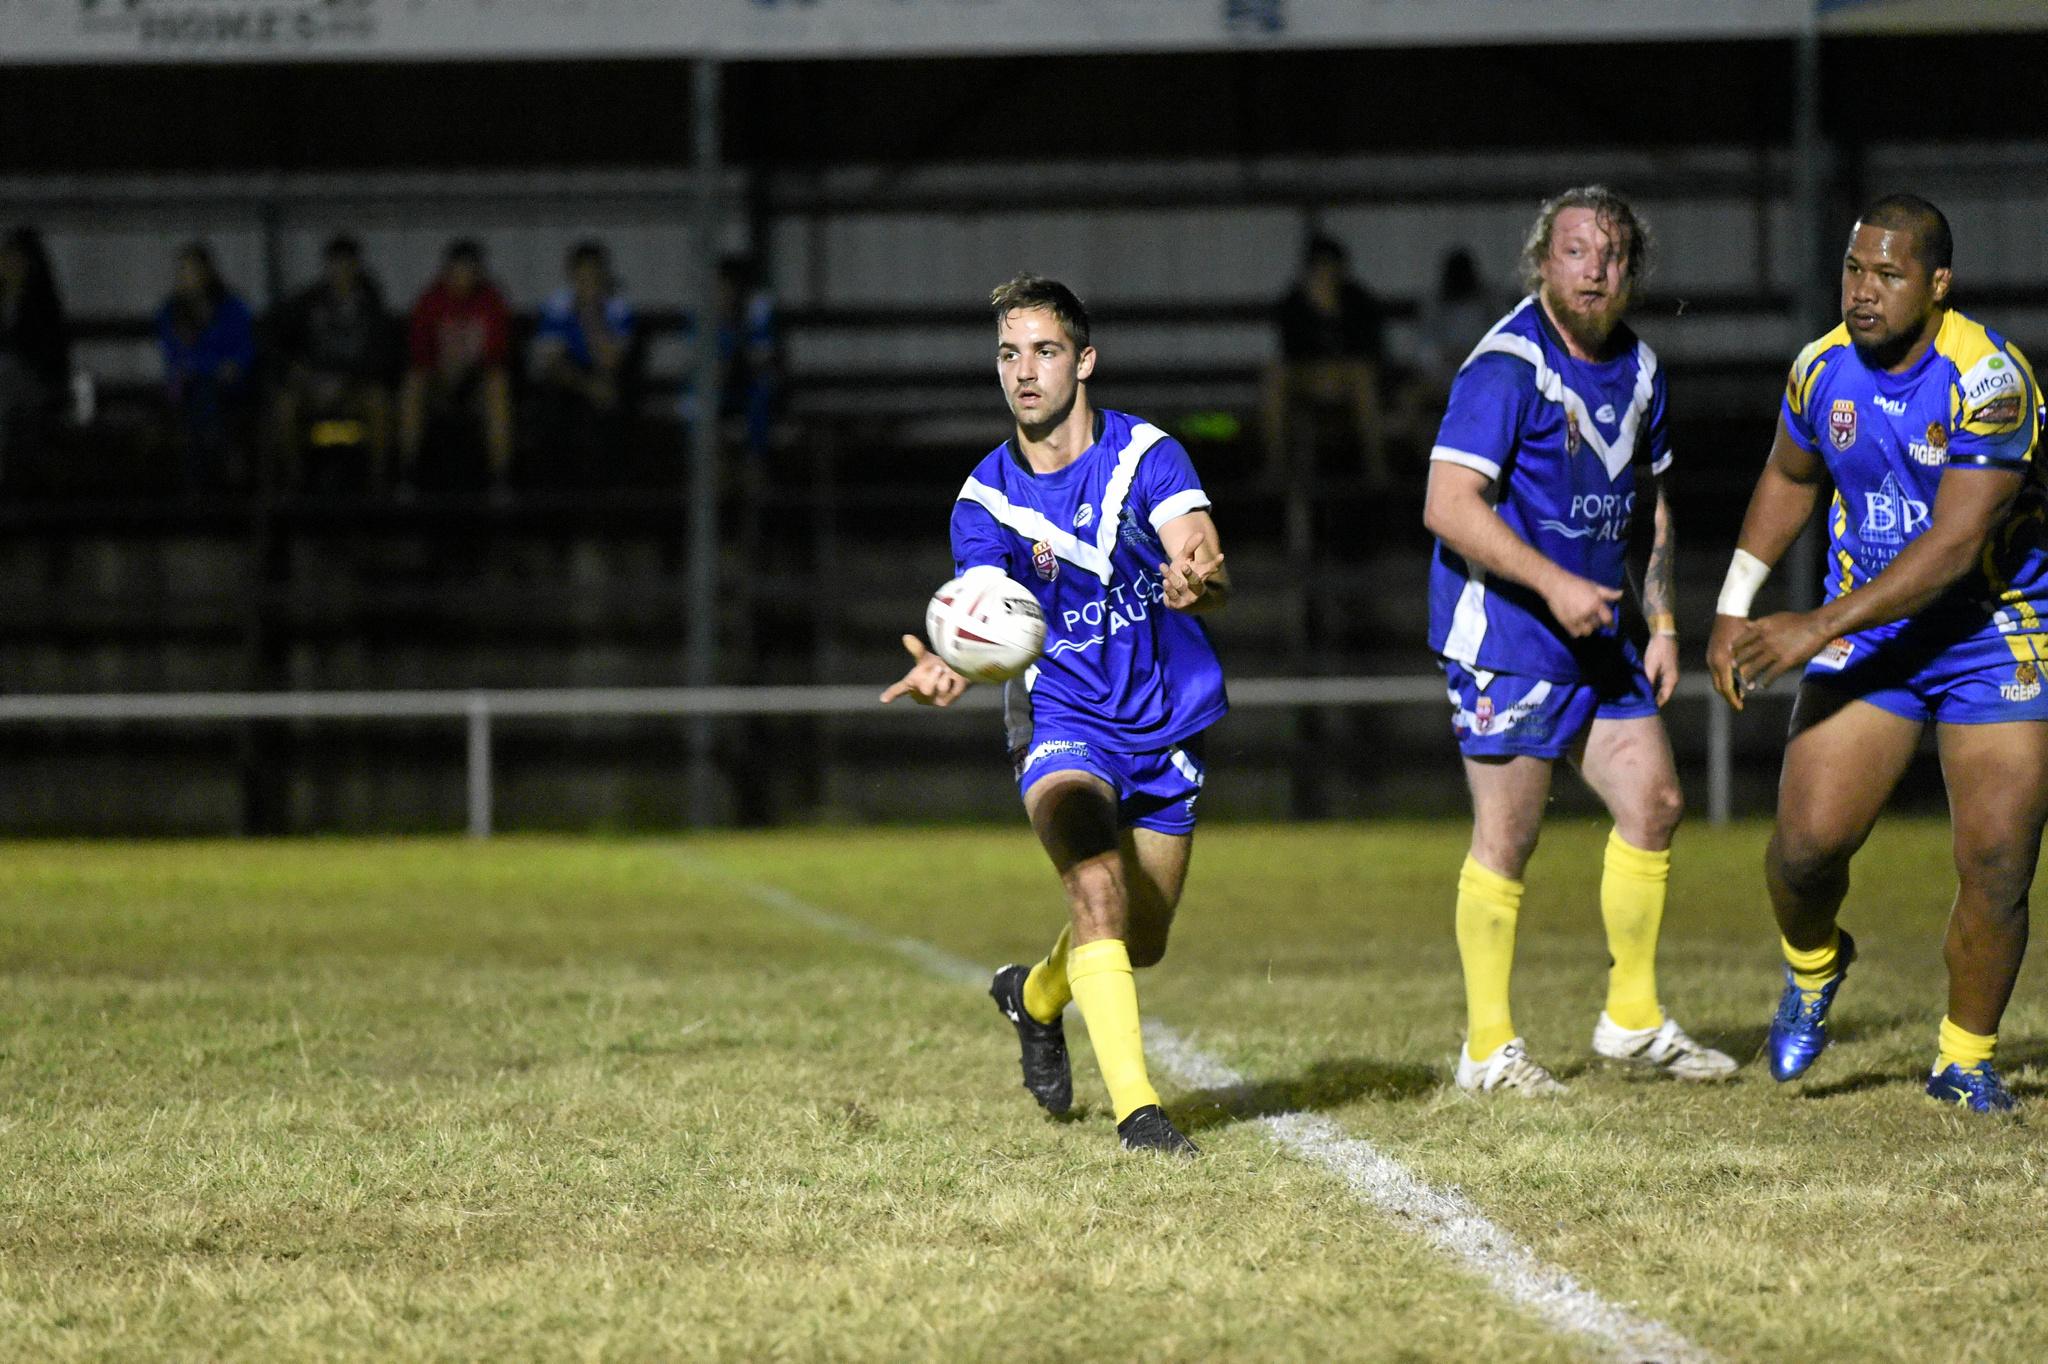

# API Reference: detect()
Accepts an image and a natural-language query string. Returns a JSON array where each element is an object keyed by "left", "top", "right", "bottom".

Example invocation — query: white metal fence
[{"left": 0, "top": 675, "right": 1764, "bottom": 836}]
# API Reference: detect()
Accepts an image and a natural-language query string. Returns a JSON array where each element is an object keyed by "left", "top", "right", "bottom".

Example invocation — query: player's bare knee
[
  {"left": 1472, "top": 825, "right": 1540, "bottom": 881},
  {"left": 1624, "top": 782, "right": 1685, "bottom": 848},
  {"left": 1953, "top": 837, "right": 2038, "bottom": 916},
  {"left": 1768, "top": 828, "right": 1852, "bottom": 899}
]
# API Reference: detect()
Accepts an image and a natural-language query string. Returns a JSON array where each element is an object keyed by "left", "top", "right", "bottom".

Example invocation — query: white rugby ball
[{"left": 926, "top": 570, "right": 1047, "bottom": 683}]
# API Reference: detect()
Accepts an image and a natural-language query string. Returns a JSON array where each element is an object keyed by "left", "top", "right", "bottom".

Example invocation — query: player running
[
  {"left": 881, "top": 275, "right": 1230, "bottom": 1156},
  {"left": 1707, "top": 195, "right": 2047, "bottom": 1113},
  {"left": 1423, "top": 186, "right": 1736, "bottom": 1095}
]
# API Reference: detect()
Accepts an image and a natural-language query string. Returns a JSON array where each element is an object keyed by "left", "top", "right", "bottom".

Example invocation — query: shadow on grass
[
  {"left": 1795, "top": 1070, "right": 1901, "bottom": 1100},
  {"left": 1174, "top": 1055, "right": 1440, "bottom": 1134}
]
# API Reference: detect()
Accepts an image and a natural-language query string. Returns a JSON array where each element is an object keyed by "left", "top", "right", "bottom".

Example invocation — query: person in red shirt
[{"left": 398, "top": 239, "right": 514, "bottom": 497}]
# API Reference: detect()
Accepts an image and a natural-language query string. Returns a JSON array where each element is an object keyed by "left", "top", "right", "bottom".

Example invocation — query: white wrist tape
[{"left": 1715, "top": 549, "right": 1771, "bottom": 618}]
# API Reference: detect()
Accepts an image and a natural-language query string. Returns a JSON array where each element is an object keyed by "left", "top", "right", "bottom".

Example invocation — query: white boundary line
[{"left": 692, "top": 860, "right": 1712, "bottom": 1364}]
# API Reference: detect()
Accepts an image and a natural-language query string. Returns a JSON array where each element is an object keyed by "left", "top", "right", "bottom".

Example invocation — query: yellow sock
[
  {"left": 1782, "top": 931, "right": 1842, "bottom": 994},
  {"left": 1021, "top": 924, "right": 1072, "bottom": 1024},
  {"left": 1600, "top": 830, "right": 1668, "bottom": 1032},
  {"left": 1066, "top": 937, "right": 1160, "bottom": 1122},
  {"left": 1937, "top": 1016, "right": 1996, "bottom": 1072},
  {"left": 1456, "top": 855, "right": 1523, "bottom": 1062}
]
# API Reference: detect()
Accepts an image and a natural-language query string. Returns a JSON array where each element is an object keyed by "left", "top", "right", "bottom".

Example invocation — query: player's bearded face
[
  {"left": 1537, "top": 207, "right": 1632, "bottom": 346},
  {"left": 1840, "top": 223, "right": 1944, "bottom": 365},
  {"left": 996, "top": 307, "right": 1094, "bottom": 431}
]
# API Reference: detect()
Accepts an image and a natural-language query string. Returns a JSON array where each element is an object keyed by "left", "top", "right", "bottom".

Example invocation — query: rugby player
[
  {"left": 882, "top": 275, "right": 1230, "bottom": 1154},
  {"left": 1707, "top": 194, "right": 2046, "bottom": 1112},
  {"left": 1423, "top": 186, "right": 1736, "bottom": 1094}
]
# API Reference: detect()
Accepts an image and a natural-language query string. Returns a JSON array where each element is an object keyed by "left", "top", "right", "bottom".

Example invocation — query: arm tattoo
[{"left": 1643, "top": 484, "right": 1676, "bottom": 619}]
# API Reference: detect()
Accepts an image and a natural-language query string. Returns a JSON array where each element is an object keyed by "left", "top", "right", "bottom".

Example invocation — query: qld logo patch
[
  {"left": 1829, "top": 399, "right": 1858, "bottom": 451},
  {"left": 1031, "top": 540, "right": 1058, "bottom": 581}
]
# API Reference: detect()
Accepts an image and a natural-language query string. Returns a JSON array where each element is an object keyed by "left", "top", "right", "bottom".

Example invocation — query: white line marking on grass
[{"left": 692, "top": 860, "right": 1712, "bottom": 1364}]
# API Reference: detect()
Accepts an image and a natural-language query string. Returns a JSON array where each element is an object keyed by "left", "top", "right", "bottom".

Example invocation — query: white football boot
[
  {"left": 1454, "top": 1037, "right": 1568, "bottom": 1096},
  {"left": 1591, "top": 1012, "right": 1738, "bottom": 1081}
]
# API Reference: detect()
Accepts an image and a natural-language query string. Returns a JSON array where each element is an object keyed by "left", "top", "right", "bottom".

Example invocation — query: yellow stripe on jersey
[
  {"left": 1938, "top": 311, "right": 2042, "bottom": 459},
  {"left": 1786, "top": 325, "right": 1851, "bottom": 419}
]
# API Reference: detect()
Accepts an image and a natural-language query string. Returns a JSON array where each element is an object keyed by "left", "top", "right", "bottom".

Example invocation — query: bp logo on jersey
[
  {"left": 1829, "top": 399, "right": 1858, "bottom": 451},
  {"left": 1031, "top": 540, "right": 1059, "bottom": 581},
  {"left": 1861, "top": 473, "right": 1930, "bottom": 547}
]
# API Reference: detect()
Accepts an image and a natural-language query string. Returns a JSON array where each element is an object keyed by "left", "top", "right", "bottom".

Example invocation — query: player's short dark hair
[
  {"left": 1519, "top": 185, "right": 1654, "bottom": 296},
  {"left": 989, "top": 274, "right": 1091, "bottom": 351},
  {"left": 1855, "top": 193, "right": 1953, "bottom": 274},
  {"left": 444, "top": 238, "right": 485, "bottom": 266},
  {"left": 323, "top": 234, "right": 361, "bottom": 262},
  {"left": 567, "top": 238, "right": 609, "bottom": 269}
]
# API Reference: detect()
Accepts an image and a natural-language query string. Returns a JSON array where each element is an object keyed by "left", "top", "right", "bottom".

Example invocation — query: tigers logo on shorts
[
  {"left": 2003, "top": 661, "right": 2042, "bottom": 703},
  {"left": 1829, "top": 399, "right": 1858, "bottom": 451},
  {"left": 1031, "top": 540, "right": 1058, "bottom": 581}
]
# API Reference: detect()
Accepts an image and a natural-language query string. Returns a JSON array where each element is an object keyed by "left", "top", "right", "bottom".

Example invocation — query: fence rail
[{"left": 0, "top": 675, "right": 1766, "bottom": 836}]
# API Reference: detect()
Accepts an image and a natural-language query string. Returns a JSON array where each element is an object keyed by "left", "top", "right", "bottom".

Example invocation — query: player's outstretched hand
[
  {"left": 1644, "top": 633, "right": 1680, "bottom": 708},
  {"left": 1705, "top": 614, "right": 1749, "bottom": 711},
  {"left": 1542, "top": 573, "right": 1623, "bottom": 637},
  {"left": 879, "top": 634, "right": 971, "bottom": 707},
  {"left": 1159, "top": 532, "right": 1226, "bottom": 612},
  {"left": 1730, "top": 611, "right": 1832, "bottom": 694}
]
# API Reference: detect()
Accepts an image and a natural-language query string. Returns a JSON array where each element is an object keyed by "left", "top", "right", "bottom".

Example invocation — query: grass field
[{"left": 1, "top": 819, "right": 2044, "bottom": 1362}]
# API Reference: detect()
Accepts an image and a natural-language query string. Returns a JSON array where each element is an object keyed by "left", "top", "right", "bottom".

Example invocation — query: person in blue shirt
[
  {"left": 881, "top": 274, "right": 1230, "bottom": 1157},
  {"left": 1707, "top": 195, "right": 2047, "bottom": 1113},
  {"left": 156, "top": 241, "right": 256, "bottom": 493},
  {"left": 532, "top": 240, "right": 636, "bottom": 482},
  {"left": 1424, "top": 186, "right": 1736, "bottom": 1096}
]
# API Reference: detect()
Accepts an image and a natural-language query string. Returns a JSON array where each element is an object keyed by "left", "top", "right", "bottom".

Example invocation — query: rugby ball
[{"left": 926, "top": 570, "right": 1047, "bottom": 683}]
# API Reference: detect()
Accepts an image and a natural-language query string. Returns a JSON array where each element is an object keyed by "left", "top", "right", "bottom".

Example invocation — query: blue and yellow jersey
[{"left": 1781, "top": 308, "right": 2046, "bottom": 671}]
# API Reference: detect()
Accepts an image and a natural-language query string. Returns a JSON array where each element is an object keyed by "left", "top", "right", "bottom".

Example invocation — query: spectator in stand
[
  {"left": 1394, "top": 246, "right": 1503, "bottom": 447},
  {"left": 716, "top": 254, "right": 781, "bottom": 461},
  {"left": 530, "top": 239, "right": 636, "bottom": 483},
  {"left": 0, "top": 225, "right": 71, "bottom": 489},
  {"left": 156, "top": 242, "right": 256, "bottom": 493},
  {"left": 1264, "top": 233, "right": 1390, "bottom": 487},
  {"left": 399, "top": 238, "right": 513, "bottom": 498},
  {"left": 272, "top": 234, "right": 394, "bottom": 492}
]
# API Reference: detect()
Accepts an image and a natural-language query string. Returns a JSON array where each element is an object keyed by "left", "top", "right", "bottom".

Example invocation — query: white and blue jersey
[
  {"left": 950, "top": 409, "right": 1228, "bottom": 760},
  {"left": 1427, "top": 297, "right": 1672, "bottom": 682}
]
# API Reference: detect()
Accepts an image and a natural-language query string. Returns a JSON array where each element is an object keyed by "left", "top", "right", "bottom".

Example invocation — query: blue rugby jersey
[
  {"left": 1781, "top": 308, "right": 2047, "bottom": 671},
  {"left": 949, "top": 408, "right": 1228, "bottom": 752},
  {"left": 1427, "top": 297, "right": 1672, "bottom": 681}
]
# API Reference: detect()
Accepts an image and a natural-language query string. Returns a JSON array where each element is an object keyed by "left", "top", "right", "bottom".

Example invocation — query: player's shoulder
[
  {"left": 1099, "top": 408, "right": 1185, "bottom": 466},
  {"left": 1938, "top": 310, "right": 2038, "bottom": 439},
  {"left": 538, "top": 286, "right": 576, "bottom": 321},
  {"left": 958, "top": 441, "right": 1017, "bottom": 502},
  {"left": 1937, "top": 309, "right": 2037, "bottom": 394},
  {"left": 1786, "top": 323, "right": 1854, "bottom": 416},
  {"left": 1450, "top": 298, "right": 1548, "bottom": 387}
]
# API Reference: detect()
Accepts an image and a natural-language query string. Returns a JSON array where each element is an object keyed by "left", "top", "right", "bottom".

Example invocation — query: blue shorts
[
  {"left": 1012, "top": 734, "right": 1207, "bottom": 835},
  {"left": 1804, "top": 637, "right": 2048, "bottom": 725},
  {"left": 1443, "top": 654, "right": 1659, "bottom": 759}
]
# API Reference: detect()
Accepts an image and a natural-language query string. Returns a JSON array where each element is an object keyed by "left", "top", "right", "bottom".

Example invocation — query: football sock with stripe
[
  {"left": 1067, "top": 937, "right": 1160, "bottom": 1122},
  {"left": 1021, "top": 924, "right": 1072, "bottom": 1025},
  {"left": 1456, "top": 855, "right": 1523, "bottom": 1062},
  {"left": 1782, "top": 931, "right": 1843, "bottom": 995},
  {"left": 1600, "top": 830, "right": 1669, "bottom": 1032},
  {"left": 1936, "top": 1016, "right": 1996, "bottom": 1072}
]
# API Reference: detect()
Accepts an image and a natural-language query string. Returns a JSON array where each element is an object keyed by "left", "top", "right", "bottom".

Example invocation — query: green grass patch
[{"left": 0, "top": 823, "right": 2043, "bottom": 1360}]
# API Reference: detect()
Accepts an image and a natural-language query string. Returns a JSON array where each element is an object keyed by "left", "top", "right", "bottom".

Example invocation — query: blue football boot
[
  {"left": 1926, "top": 1061, "right": 2019, "bottom": 1113},
  {"left": 1765, "top": 930, "right": 1857, "bottom": 1081}
]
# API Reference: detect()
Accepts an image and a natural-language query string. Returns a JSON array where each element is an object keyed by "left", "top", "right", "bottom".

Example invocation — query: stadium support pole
[
  {"left": 685, "top": 57, "right": 725, "bottom": 826},
  {"left": 1787, "top": 5, "right": 1829, "bottom": 613}
]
